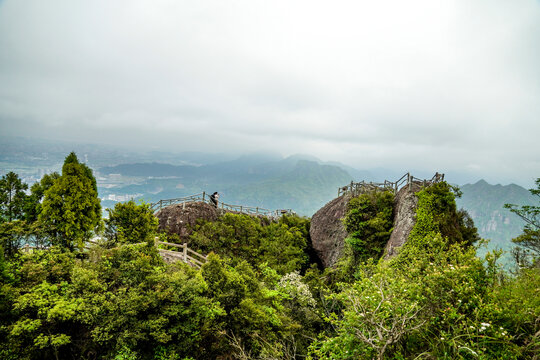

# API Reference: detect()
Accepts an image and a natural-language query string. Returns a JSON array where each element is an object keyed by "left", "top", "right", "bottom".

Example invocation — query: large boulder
[
  {"left": 310, "top": 183, "right": 425, "bottom": 267},
  {"left": 309, "top": 195, "right": 350, "bottom": 268},
  {"left": 156, "top": 202, "right": 219, "bottom": 239}
]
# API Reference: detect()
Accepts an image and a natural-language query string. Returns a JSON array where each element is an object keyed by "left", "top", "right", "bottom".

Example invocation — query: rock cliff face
[
  {"left": 156, "top": 202, "right": 219, "bottom": 239},
  {"left": 384, "top": 186, "right": 418, "bottom": 258},
  {"left": 310, "top": 185, "right": 423, "bottom": 267},
  {"left": 309, "top": 195, "right": 350, "bottom": 268}
]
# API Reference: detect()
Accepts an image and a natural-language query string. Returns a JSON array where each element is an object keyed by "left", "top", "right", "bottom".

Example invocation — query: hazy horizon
[
  {"left": 1, "top": 134, "right": 536, "bottom": 188},
  {"left": 1, "top": 0, "right": 539, "bottom": 187}
]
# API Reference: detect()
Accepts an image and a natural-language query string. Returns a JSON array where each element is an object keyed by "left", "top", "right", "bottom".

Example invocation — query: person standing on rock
[{"left": 210, "top": 192, "right": 219, "bottom": 208}]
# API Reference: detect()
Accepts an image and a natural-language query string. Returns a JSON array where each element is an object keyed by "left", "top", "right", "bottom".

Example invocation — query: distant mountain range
[
  {"left": 457, "top": 180, "right": 535, "bottom": 254},
  {"left": 1, "top": 136, "right": 536, "bottom": 261},
  {"left": 99, "top": 156, "right": 352, "bottom": 215},
  {"left": 100, "top": 156, "right": 537, "bottom": 254}
]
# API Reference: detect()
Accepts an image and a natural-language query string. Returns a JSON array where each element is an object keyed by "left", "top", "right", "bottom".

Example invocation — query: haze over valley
[{"left": 1, "top": 136, "right": 535, "bottom": 260}]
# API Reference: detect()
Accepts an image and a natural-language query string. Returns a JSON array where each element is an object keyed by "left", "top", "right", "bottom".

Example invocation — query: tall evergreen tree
[
  {"left": 24, "top": 172, "right": 60, "bottom": 223},
  {"left": 39, "top": 152, "right": 102, "bottom": 250},
  {"left": 0, "top": 172, "right": 28, "bottom": 223}
]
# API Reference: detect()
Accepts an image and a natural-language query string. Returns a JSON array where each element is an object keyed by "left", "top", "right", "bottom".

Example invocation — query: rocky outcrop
[
  {"left": 156, "top": 202, "right": 219, "bottom": 239},
  {"left": 310, "top": 182, "right": 427, "bottom": 267},
  {"left": 384, "top": 186, "right": 419, "bottom": 258},
  {"left": 309, "top": 195, "right": 350, "bottom": 268}
]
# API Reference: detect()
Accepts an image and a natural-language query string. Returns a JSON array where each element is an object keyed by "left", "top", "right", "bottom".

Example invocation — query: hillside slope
[{"left": 457, "top": 180, "right": 535, "bottom": 251}]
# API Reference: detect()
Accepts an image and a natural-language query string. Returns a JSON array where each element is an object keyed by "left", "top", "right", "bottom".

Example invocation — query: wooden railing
[
  {"left": 20, "top": 239, "right": 100, "bottom": 254},
  {"left": 155, "top": 240, "right": 207, "bottom": 268},
  {"left": 338, "top": 172, "right": 445, "bottom": 197},
  {"left": 20, "top": 244, "right": 50, "bottom": 253},
  {"left": 150, "top": 192, "right": 294, "bottom": 218},
  {"left": 20, "top": 238, "right": 208, "bottom": 269},
  {"left": 150, "top": 193, "right": 207, "bottom": 212}
]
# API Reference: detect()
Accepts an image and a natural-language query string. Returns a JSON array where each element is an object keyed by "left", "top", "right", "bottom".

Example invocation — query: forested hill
[
  {"left": 1, "top": 152, "right": 538, "bottom": 359},
  {"left": 457, "top": 180, "right": 536, "bottom": 252}
]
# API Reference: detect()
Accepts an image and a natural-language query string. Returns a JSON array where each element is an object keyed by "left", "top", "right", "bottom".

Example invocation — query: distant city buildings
[{"left": 102, "top": 194, "right": 143, "bottom": 202}]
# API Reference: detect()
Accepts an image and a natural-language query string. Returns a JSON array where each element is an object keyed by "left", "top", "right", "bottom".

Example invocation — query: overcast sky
[{"left": 0, "top": 0, "right": 539, "bottom": 185}]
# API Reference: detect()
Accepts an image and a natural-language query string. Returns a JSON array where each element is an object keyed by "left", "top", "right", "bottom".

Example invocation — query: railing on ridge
[
  {"left": 154, "top": 240, "right": 207, "bottom": 269},
  {"left": 338, "top": 172, "right": 445, "bottom": 197},
  {"left": 20, "top": 238, "right": 208, "bottom": 269},
  {"left": 149, "top": 192, "right": 294, "bottom": 218},
  {"left": 20, "top": 239, "right": 100, "bottom": 254}
]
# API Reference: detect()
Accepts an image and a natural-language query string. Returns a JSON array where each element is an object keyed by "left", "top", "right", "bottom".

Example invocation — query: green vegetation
[
  {"left": 505, "top": 178, "right": 540, "bottom": 267},
  {"left": 404, "top": 182, "right": 479, "bottom": 251},
  {"left": 343, "top": 191, "right": 394, "bottom": 262},
  {"left": 0, "top": 159, "right": 538, "bottom": 359},
  {"left": 39, "top": 152, "right": 102, "bottom": 250},
  {"left": 457, "top": 180, "right": 537, "bottom": 260},
  {"left": 189, "top": 213, "right": 310, "bottom": 275},
  {"left": 0, "top": 172, "right": 28, "bottom": 223},
  {"left": 310, "top": 182, "right": 537, "bottom": 360},
  {"left": 104, "top": 200, "right": 159, "bottom": 246},
  {"left": 310, "top": 234, "right": 540, "bottom": 359},
  {"left": 24, "top": 172, "right": 60, "bottom": 223}
]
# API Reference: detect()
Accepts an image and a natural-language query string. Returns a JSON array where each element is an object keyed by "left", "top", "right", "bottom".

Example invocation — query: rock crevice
[{"left": 384, "top": 186, "right": 418, "bottom": 258}]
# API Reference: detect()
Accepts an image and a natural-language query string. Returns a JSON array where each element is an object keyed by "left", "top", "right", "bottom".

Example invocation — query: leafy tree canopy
[
  {"left": 0, "top": 171, "right": 28, "bottom": 223},
  {"left": 505, "top": 177, "right": 540, "bottom": 266},
  {"left": 24, "top": 172, "right": 60, "bottom": 223},
  {"left": 39, "top": 152, "right": 102, "bottom": 250},
  {"left": 104, "top": 200, "right": 158, "bottom": 246},
  {"left": 189, "top": 213, "right": 309, "bottom": 274},
  {"left": 343, "top": 190, "right": 394, "bottom": 262},
  {"left": 405, "top": 182, "right": 479, "bottom": 252}
]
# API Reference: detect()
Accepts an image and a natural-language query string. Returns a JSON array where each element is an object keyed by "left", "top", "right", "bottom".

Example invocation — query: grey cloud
[{"left": 0, "top": 0, "right": 539, "bottom": 186}]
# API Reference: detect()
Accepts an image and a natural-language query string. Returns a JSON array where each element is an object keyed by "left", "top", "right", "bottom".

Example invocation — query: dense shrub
[
  {"left": 343, "top": 191, "right": 394, "bottom": 262},
  {"left": 310, "top": 234, "right": 539, "bottom": 359},
  {"left": 189, "top": 213, "right": 310, "bottom": 274},
  {"left": 1, "top": 176, "right": 538, "bottom": 360},
  {"left": 104, "top": 200, "right": 159, "bottom": 246}
]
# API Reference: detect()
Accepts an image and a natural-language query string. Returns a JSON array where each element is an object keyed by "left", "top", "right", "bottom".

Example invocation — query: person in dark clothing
[{"left": 210, "top": 192, "right": 219, "bottom": 208}]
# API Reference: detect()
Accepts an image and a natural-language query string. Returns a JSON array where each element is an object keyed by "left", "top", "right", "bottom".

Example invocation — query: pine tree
[
  {"left": 39, "top": 152, "right": 102, "bottom": 250},
  {"left": 0, "top": 172, "right": 28, "bottom": 222}
]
